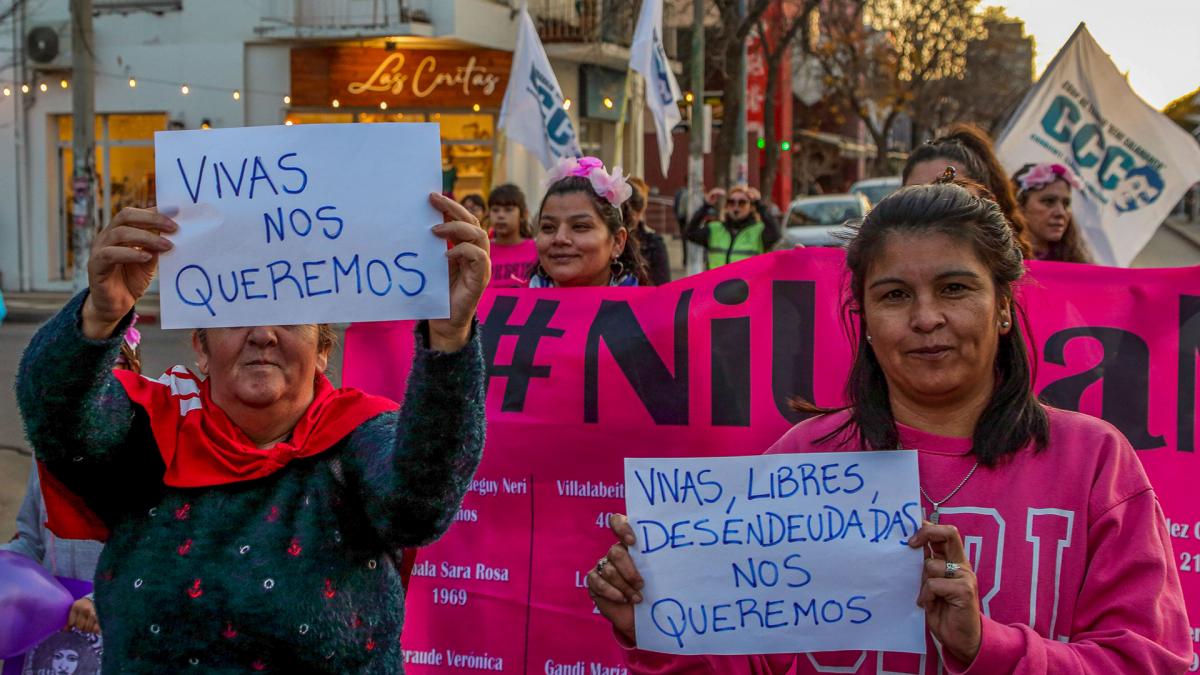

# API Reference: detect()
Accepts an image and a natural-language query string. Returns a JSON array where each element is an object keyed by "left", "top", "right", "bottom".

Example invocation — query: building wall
[
  {"left": 0, "top": 0, "right": 642, "bottom": 291},
  {"left": 0, "top": 0, "right": 266, "bottom": 291}
]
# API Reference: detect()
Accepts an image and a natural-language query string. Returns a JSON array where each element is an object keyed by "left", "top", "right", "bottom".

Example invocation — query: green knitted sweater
[{"left": 16, "top": 292, "right": 486, "bottom": 674}]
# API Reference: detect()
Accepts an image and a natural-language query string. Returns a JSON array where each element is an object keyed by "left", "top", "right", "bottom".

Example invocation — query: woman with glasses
[{"left": 684, "top": 184, "right": 782, "bottom": 270}]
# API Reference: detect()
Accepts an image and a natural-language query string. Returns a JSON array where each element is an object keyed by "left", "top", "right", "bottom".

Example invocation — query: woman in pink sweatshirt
[{"left": 586, "top": 182, "right": 1192, "bottom": 674}]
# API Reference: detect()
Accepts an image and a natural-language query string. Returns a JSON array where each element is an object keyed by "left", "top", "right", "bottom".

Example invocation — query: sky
[{"left": 982, "top": 0, "right": 1200, "bottom": 110}]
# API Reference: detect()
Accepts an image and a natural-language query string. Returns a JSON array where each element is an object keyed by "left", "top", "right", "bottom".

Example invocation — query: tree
[
  {"left": 910, "top": 7, "right": 1034, "bottom": 138},
  {"left": 756, "top": 0, "right": 820, "bottom": 199},
  {"left": 813, "top": 0, "right": 983, "bottom": 174},
  {"left": 710, "top": 0, "right": 773, "bottom": 189}
]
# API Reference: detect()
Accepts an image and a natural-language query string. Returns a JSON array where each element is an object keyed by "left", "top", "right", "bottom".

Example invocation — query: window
[
  {"left": 54, "top": 113, "right": 166, "bottom": 279},
  {"left": 287, "top": 110, "right": 495, "bottom": 199}
]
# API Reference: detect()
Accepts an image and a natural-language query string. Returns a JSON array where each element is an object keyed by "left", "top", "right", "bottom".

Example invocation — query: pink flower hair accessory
[
  {"left": 1018, "top": 163, "right": 1083, "bottom": 193},
  {"left": 544, "top": 156, "right": 633, "bottom": 208},
  {"left": 124, "top": 312, "right": 142, "bottom": 351}
]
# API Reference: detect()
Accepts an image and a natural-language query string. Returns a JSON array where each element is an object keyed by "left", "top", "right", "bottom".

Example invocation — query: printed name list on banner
[
  {"left": 154, "top": 123, "right": 449, "bottom": 329},
  {"left": 626, "top": 452, "right": 925, "bottom": 655}
]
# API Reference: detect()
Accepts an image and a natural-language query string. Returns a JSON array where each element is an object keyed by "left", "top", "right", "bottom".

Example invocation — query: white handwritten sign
[
  {"left": 154, "top": 123, "right": 449, "bottom": 329},
  {"left": 625, "top": 451, "right": 925, "bottom": 655}
]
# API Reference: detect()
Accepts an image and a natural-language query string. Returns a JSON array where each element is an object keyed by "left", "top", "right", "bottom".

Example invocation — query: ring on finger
[
  {"left": 944, "top": 561, "right": 962, "bottom": 578},
  {"left": 596, "top": 557, "right": 609, "bottom": 574}
]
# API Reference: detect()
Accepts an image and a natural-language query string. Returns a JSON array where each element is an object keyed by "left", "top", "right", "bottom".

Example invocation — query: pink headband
[
  {"left": 1018, "top": 163, "right": 1083, "bottom": 194},
  {"left": 544, "top": 156, "right": 633, "bottom": 207}
]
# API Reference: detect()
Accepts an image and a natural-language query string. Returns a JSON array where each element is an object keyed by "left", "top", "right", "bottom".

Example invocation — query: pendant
[{"left": 930, "top": 509, "right": 940, "bottom": 525}]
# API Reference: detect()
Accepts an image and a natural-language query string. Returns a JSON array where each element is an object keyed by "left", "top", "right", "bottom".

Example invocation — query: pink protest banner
[{"left": 344, "top": 248, "right": 1200, "bottom": 673}]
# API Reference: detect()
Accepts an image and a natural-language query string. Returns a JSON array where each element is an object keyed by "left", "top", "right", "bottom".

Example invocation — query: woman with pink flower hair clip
[
  {"left": 528, "top": 156, "right": 649, "bottom": 288},
  {"left": 1011, "top": 162, "right": 1094, "bottom": 263}
]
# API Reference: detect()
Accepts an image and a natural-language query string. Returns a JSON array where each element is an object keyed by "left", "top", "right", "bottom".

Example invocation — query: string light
[
  {"left": 602, "top": 97, "right": 614, "bottom": 109},
  {"left": 562, "top": 98, "right": 572, "bottom": 111},
  {"left": 472, "top": 103, "right": 481, "bottom": 112},
  {"left": 201, "top": 121, "right": 211, "bottom": 129},
  {"left": 332, "top": 99, "right": 340, "bottom": 108},
  {"left": 685, "top": 91, "right": 694, "bottom": 103},
  {"left": 379, "top": 101, "right": 387, "bottom": 110},
  {"left": 285, "top": 120, "right": 294, "bottom": 126},
  {"left": 0, "top": 71, "right": 292, "bottom": 108}
]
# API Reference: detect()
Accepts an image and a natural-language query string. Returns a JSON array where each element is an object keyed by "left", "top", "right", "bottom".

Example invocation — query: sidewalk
[
  {"left": 3, "top": 291, "right": 160, "bottom": 324},
  {"left": 1164, "top": 215, "right": 1200, "bottom": 249}
]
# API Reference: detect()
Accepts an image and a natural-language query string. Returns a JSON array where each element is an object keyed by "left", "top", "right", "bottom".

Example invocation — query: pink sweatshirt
[
  {"left": 489, "top": 239, "right": 538, "bottom": 288},
  {"left": 623, "top": 407, "right": 1192, "bottom": 674}
]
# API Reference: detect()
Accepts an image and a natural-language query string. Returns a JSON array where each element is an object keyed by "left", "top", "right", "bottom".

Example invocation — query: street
[{"left": 2, "top": 223, "right": 1199, "bottom": 541}]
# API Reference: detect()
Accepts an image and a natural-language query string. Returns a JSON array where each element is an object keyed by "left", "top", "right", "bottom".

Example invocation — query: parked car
[
  {"left": 850, "top": 176, "right": 902, "bottom": 206},
  {"left": 782, "top": 193, "right": 871, "bottom": 247}
]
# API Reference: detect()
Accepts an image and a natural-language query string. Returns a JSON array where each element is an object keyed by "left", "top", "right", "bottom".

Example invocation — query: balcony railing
[
  {"left": 528, "top": 0, "right": 677, "bottom": 53},
  {"left": 259, "top": 0, "right": 433, "bottom": 33},
  {"left": 258, "top": 0, "right": 677, "bottom": 54}
]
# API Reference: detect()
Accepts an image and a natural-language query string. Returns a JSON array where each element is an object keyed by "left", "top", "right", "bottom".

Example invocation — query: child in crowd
[
  {"left": 487, "top": 183, "right": 538, "bottom": 287},
  {"left": 460, "top": 193, "right": 487, "bottom": 225}
]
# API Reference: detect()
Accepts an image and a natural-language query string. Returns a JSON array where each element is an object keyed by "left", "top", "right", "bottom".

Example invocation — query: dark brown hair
[
  {"left": 903, "top": 124, "right": 1034, "bottom": 259},
  {"left": 1011, "top": 163, "right": 1094, "bottom": 264},
  {"left": 621, "top": 179, "right": 647, "bottom": 226},
  {"left": 534, "top": 175, "right": 649, "bottom": 285},
  {"left": 460, "top": 193, "right": 486, "bottom": 212},
  {"left": 488, "top": 183, "right": 532, "bottom": 239},
  {"left": 805, "top": 182, "right": 1048, "bottom": 466}
]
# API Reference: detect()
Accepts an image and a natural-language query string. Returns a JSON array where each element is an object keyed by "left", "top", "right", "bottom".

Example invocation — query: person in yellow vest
[{"left": 684, "top": 184, "right": 781, "bottom": 269}]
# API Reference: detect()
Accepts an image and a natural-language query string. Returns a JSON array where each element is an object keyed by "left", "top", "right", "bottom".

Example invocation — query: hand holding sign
[
  {"left": 910, "top": 522, "right": 981, "bottom": 666},
  {"left": 428, "top": 192, "right": 491, "bottom": 352},
  {"left": 587, "top": 513, "right": 643, "bottom": 643},
  {"left": 617, "top": 451, "right": 925, "bottom": 655},
  {"left": 82, "top": 206, "right": 179, "bottom": 340}
]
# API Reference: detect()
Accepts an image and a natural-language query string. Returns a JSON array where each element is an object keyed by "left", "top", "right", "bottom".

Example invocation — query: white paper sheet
[
  {"left": 625, "top": 451, "right": 926, "bottom": 655},
  {"left": 154, "top": 123, "right": 448, "bottom": 328}
]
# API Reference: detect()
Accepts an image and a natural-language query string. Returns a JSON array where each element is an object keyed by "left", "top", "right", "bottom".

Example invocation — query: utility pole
[
  {"left": 731, "top": 0, "right": 748, "bottom": 184},
  {"left": 70, "top": 0, "right": 95, "bottom": 291},
  {"left": 686, "top": 0, "right": 706, "bottom": 276}
]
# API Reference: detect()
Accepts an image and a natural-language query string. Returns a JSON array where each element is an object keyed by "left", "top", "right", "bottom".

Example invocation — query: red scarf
[{"left": 41, "top": 367, "right": 399, "bottom": 541}]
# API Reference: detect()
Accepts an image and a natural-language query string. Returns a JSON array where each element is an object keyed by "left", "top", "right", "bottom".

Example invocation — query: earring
[
  {"left": 610, "top": 258, "right": 626, "bottom": 280},
  {"left": 865, "top": 335, "right": 873, "bottom": 342},
  {"left": 1000, "top": 321, "right": 1010, "bottom": 328}
]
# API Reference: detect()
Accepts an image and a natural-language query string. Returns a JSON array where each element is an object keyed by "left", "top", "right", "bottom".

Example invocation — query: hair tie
[{"left": 544, "top": 156, "right": 633, "bottom": 208}]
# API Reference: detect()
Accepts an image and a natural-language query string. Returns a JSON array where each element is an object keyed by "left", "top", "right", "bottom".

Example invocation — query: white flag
[
  {"left": 499, "top": 4, "right": 581, "bottom": 169},
  {"left": 630, "top": 0, "right": 683, "bottom": 176},
  {"left": 996, "top": 24, "right": 1200, "bottom": 266}
]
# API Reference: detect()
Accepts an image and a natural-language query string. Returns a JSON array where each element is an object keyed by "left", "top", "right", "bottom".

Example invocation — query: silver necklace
[{"left": 920, "top": 460, "right": 980, "bottom": 524}]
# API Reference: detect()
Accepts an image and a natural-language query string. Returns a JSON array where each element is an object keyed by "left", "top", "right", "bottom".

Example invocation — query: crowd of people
[{"left": 3, "top": 118, "right": 1191, "bottom": 674}]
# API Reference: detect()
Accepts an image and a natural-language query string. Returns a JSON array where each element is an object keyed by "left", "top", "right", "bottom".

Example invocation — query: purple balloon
[{"left": 0, "top": 550, "right": 74, "bottom": 659}]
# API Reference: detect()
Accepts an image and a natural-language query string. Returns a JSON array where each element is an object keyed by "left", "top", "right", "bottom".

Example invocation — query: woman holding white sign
[
  {"left": 16, "top": 193, "right": 491, "bottom": 673},
  {"left": 587, "top": 183, "right": 1191, "bottom": 673}
]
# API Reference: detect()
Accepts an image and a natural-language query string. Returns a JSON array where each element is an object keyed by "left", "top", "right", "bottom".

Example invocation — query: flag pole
[{"left": 614, "top": 67, "right": 635, "bottom": 168}]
